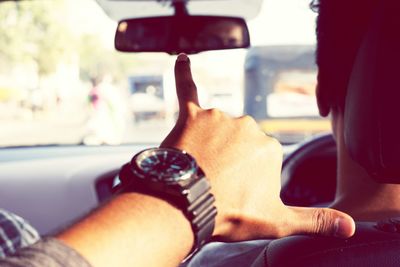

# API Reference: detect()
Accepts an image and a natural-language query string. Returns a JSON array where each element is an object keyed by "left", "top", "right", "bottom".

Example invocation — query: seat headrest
[
  {"left": 344, "top": 0, "right": 400, "bottom": 183},
  {"left": 252, "top": 221, "right": 400, "bottom": 267}
]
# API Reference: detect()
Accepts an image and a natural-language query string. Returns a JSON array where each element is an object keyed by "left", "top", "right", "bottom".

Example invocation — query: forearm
[{"left": 57, "top": 193, "right": 194, "bottom": 267}]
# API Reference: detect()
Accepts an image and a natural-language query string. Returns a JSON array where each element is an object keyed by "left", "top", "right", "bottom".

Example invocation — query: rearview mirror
[{"left": 115, "top": 16, "right": 250, "bottom": 54}]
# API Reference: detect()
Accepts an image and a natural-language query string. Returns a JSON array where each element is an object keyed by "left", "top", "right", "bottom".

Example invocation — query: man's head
[
  {"left": 312, "top": 0, "right": 378, "bottom": 116},
  {"left": 309, "top": 0, "right": 400, "bottom": 221}
]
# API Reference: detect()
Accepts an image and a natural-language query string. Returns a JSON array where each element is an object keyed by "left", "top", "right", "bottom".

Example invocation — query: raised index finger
[{"left": 175, "top": 53, "right": 200, "bottom": 112}]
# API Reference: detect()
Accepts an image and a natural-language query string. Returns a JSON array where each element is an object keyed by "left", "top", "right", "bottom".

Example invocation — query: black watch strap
[{"left": 184, "top": 177, "right": 217, "bottom": 256}]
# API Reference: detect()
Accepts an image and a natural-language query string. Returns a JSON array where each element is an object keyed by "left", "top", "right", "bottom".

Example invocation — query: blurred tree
[
  {"left": 0, "top": 0, "right": 74, "bottom": 76},
  {"left": 0, "top": 0, "right": 138, "bottom": 88},
  {"left": 79, "top": 34, "right": 117, "bottom": 83},
  {"left": 78, "top": 34, "right": 138, "bottom": 85}
]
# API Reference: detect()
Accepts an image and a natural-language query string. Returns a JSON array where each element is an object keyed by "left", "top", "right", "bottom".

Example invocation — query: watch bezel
[{"left": 130, "top": 147, "right": 199, "bottom": 184}]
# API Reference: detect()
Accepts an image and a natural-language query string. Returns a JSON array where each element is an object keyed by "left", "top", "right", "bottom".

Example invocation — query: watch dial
[{"left": 135, "top": 148, "right": 195, "bottom": 182}]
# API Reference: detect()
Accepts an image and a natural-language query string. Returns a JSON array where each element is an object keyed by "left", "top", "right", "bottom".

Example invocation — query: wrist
[{"left": 120, "top": 192, "right": 195, "bottom": 256}]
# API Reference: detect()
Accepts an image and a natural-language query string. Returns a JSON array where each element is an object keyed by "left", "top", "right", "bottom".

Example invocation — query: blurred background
[{"left": 0, "top": 0, "right": 329, "bottom": 147}]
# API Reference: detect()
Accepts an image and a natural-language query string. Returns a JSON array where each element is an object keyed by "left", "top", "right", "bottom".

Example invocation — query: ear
[{"left": 316, "top": 83, "right": 330, "bottom": 117}]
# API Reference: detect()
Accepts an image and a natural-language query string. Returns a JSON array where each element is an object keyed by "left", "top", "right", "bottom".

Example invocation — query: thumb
[{"left": 286, "top": 207, "right": 355, "bottom": 238}]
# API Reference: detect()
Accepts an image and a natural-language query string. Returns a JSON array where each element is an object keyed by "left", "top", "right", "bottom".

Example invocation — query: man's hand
[{"left": 162, "top": 53, "right": 355, "bottom": 241}]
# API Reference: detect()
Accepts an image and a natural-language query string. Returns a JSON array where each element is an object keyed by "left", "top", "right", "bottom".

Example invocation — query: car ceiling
[{"left": 95, "top": 0, "right": 263, "bottom": 21}]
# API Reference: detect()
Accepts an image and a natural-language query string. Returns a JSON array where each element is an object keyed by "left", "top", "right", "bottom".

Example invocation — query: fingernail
[
  {"left": 176, "top": 53, "right": 189, "bottom": 62},
  {"left": 334, "top": 218, "right": 354, "bottom": 238}
]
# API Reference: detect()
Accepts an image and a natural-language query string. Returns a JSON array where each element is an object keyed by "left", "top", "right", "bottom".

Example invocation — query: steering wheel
[{"left": 280, "top": 134, "right": 337, "bottom": 207}]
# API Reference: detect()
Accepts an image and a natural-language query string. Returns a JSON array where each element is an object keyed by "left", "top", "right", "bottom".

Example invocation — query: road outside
[{"left": 0, "top": 102, "right": 173, "bottom": 147}]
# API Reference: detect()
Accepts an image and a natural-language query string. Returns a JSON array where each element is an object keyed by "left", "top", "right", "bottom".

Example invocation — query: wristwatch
[{"left": 116, "top": 147, "right": 217, "bottom": 257}]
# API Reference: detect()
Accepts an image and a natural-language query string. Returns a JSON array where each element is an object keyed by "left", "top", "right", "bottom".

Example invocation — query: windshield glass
[{"left": 0, "top": 0, "right": 329, "bottom": 147}]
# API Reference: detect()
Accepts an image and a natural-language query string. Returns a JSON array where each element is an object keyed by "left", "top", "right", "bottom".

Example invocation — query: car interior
[{"left": 1, "top": 0, "right": 400, "bottom": 266}]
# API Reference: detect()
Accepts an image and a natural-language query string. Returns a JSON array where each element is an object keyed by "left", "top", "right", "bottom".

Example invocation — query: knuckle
[
  {"left": 312, "top": 209, "right": 326, "bottom": 234},
  {"left": 238, "top": 115, "right": 257, "bottom": 127},
  {"left": 264, "top": 136, "right": 283, "bottom": 155},
  {"left": 206, "top": 108, "right": 223, "bottom": 119},
  {"left": 312, "top": 209, "right": 333, "bottom": 235},
  {"left": 270, "top": 137, "right": 282, "bottom": 150}
]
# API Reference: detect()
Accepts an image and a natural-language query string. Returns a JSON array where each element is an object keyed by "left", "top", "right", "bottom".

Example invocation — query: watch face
[{"left": 133, "top": 148, "right": 196, "bottom": 183}]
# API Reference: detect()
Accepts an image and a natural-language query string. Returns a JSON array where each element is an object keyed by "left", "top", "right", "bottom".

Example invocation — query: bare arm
[{"left": 57, "top": 193, "right": 193, "bottom": 267}]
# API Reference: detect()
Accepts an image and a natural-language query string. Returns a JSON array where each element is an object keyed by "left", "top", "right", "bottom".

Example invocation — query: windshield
[{"left": 0, "top": 0, "right": 329, "bottom": 147}]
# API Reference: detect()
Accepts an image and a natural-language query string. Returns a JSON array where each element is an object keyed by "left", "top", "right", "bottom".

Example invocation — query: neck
[{"left": 330, "top": 133, "right": 400, "bottom": 221}]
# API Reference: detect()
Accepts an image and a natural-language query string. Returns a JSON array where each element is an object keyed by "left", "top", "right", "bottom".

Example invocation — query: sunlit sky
[{"left": 248, "top": 0, "right": 317, "bottom": 45}]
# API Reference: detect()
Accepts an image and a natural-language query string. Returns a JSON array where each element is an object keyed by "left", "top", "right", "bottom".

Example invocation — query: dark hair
[{"left": 312, "top": 0, "right": 378, "bottom": 116}]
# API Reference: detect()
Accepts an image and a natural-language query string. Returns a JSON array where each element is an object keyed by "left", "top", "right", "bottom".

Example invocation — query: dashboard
[{"left": 0, "top": 145, "right": 151, "bottom": 235}]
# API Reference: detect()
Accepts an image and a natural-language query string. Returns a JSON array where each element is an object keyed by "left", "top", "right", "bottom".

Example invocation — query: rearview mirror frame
[{"left": 114, "top": 15, "right": 251, "bottom": 55}]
